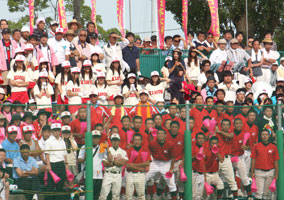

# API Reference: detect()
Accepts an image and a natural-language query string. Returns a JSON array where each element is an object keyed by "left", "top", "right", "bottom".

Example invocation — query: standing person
[
  {"left": 11, "top": 29, "right": 22, "bottom": 48},
  {"left": 80, "top": 60, "right": 95, "bottom": 103},
  {"left": 48, "top": 21, "right": 59, "bottom": 38},
  {"left": 55, "top": 61, "right": 71, "bottom": 107},
  {"left": 223, "top": 30, "right": 233, "bottom": 49},
  {"left": 20, "top": 26, "right": 30, "bottom": 44},
  {"left": 260, "top": 30, "right": 277, "bottom": 51},
  {"left": 0, "top": 19, "right": 8, "bottom": 40},
  {"left": 33, "top": 18, "right": 46, "bottom": 40},
  {"left": 122, "top": 73, "right": 141, "bottom": 106},
  {"left": 45, "top": 123, "right": 68, "bottom": 200},
  {"left": 247, "top": 39, "right": 264, "bottom": 81},
  {"left": 74, "top": 29, "right": 92, "bottom": 69},
  {"left": 251, "top": 129, "right": 279, "bottom": 200},
  {"left": 92, "top": 72, "right": 109, "bottom": 105},
  {"left": 64, "top": 30, "right": 80, "bottom": 68},
  {"left": 125, "top": 134, "right": 151, "bottom": 200},
  {"left": 218, "top": 71, "right": 240, "bottom": 102},
  {"left": 99, "top": 133, "right": 128, "bottom": 200},
  {"left": 145, "top": 129, "right": 177, "bottom": 200}
]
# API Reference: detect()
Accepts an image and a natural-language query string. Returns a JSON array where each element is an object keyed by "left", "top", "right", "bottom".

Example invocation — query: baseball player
[
  {"left": 145, "top": 128, "right": 177, "bottom": 200},
  {"left": 99, "top": 133, "right": 128, "bottom": 200},
  {"left": 251, "top": 129, "right": 279, "bottom": 200}
]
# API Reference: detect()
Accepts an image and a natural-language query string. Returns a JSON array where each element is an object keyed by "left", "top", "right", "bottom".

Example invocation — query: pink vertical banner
[
  {"left": 208, "top": 0, "right": 220, "bottom": 40},
  {"left": 157, "top": 0, "right": 166, "bottom": 49},
  {"left": 91, "top": 0, "right": 99, "bottom": 44},
  {"left": 29, "top": 0, "right": 35, "bottom": 34},
  {"left": 58, "top": 0, "right": 68, "bottom": 32},
  {"left": 117, "top": 0, "right": 125, "bottom": 38},
  {"left": 182, "top": 0, "right": 188, "bottom": 42}
]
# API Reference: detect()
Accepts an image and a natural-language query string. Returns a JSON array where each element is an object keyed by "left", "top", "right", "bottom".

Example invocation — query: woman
[
  {"left": 1, "top": 100, "right": 12, "bottom": 123},
  {"left": 80, "top": 60, "right": 95, "bottom": 103},
  {"left": 160, "top": 56, "right": 171, "bottom": 78},
  {"left": 0, "top": 114, "right": 7, "bottom": 144},
  {"left": 91, "top": 51, "right": 106, "bottom": 75},
  {"left": 168, "top": 67, "right": 186, "bottom": 104},
  {"left": 33, "top": 57, "right": 55, "bottom": 83},
  {"left": 184, "top": 48, "right": 201, "bottom": 84},
  {"left": 55, "top": 61, "right": 71, "bottom": 106},
  {"left": 247, "top": 39, "right": 264, "bottom": 81},
  {"left": 167, "top": 49, "right": 186, "bottom": 79},
  {"left": 33, "top": 109, "right": 51, "bottom": 140},
  {"left": 33, "top": 71, "right": 54, "bottom": 111},
  {"left": 197, "top": 60, "right": 219, "bottom": 91},
  {"left": 106, "top": 58, "right": 125, "bottom": 104},
  {"left": 92, "top": 72, "right": 109, "bottom": 105},
  {"left": 67, "top": 67, "right": 82, "bottom": 119},
  {"left": 145, "top": 71, "right": 170, "bottom": 104},
  {"left": 7, "top": 55, "right": 30, "bottom": 103},
  {"left": 122, "top": 73, "right": 141, "bottom": 106}
]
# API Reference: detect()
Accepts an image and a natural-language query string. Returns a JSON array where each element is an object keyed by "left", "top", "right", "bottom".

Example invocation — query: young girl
[
  {"left": 1, "top": 100, "right": 12, "bottom": 123},
  {"left": 167, "top": 49, "right": 185, "bottom": 79},
  {"left": 67, "top": 67, "right": 82, "bottom": 119},
  {"left": 92, "top": 72, "right": 109, "bottom": 105},
  {"left": 33, "top": 57, "right": 55, "bottom": 83},
  {"left": 145, "top": 71, "right": 170, "bottom": 104},
  {"left": 0, "top": 114, "right": 7, "bottom": 144},
  {"left": 91, "top": 51, "right": 106, "bottom": 75},
  {"left": 34, "top": 71, "right": 54, "bottom": 111},
  {"left": 161, "top": 56, "right": 171, "bottom": 78},
  {"left": 184, "top": 48, "right": 201, "bottom": 84},
  {"left": 55, "top": 61, "right": 71, "bottom": 106},
  {"left": 80, "top": 60, "right": 95, "bottom": 103},
  {"left": 106, "top": 58, "right": 125, "bottom": 104},
  {"left": 7, "top": 55, "right": 30, "bottom": 103},
  {"left": 122, "top": 73, "right": 141, "bottom": 106}
]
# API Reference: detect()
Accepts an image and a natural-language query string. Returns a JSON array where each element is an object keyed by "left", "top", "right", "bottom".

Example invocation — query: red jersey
[
  {"left": 130, "top": 103, "right": 157, "bottom": 130},
  {"left": 118, "top": 128, "right": 128, "bottom": 150},
  {"left": 109, "top": 107, "right": 129, "bottom": 128},
  {"left": 162, "top": 114, "right": 180, "bottom": 124},
  {"left": 223, "top": 112, "right": 234, "bottom": 131},
  {"left": 216, "top": 112, "right": 225, "bottom": 130},
  {"left": 127, "top": 146, "right": 151, "bottom": 172},
  {"left": 179, "top": 118, "right": 186, "bottom": 135},
  {"left": 216, "top": 131, "right": 233, "bottom": 155},
  {"left": 149, "top": 139, "right": 175, "bottom": 161},
  {"left": 190, "top": 107, "right": 208, "bottom": 130},
  {"left": 166, "top": 132, "right": 184, "bottom": 161},
  {"left": 90, "top": 105, "right": 111, "bottom": 125},
  {"left": 70, "top": 119, "right": 93, "bottom": 145},
  {"left": 192, "top": 143, "right": 206, "bottom": 173},
  {"left": 204, "top": 147, "right": 224, "bottom": 173},
  {"left": 232, "top": 131, "right": 249, "bottom": 156},
  {"left": 206, "top": 109, "right": 218, "bottom": 121},
  {"left": 234, "top": 113, "right": 247, "bottom": 125},
  {"left": 251, "top": 142, "right": 279, "bottom": 170},
  {"left": 242, "top": 122, "right": 258, "bottom": 149}
]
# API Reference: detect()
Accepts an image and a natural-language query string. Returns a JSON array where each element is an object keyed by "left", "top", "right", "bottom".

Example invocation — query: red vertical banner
[
  {"left": 58, "top": 0, "right": 68, "bottom": 32},
  {"left": 208, "top": 0, "right": 220, "bottom": 40},
  {"left": 117, "top": 0, "right": 125, "bottom": 38},
  {"left": 182, "top": 0, "right": 188, "bottom": 42},
  {"left": 157, "top": 0, "right": 166, "bottom": 49},
  {"left": 91, "top": 0, "right": 99, "bottom": 44},
  {"left": 29, "top": 0, "right": 35, "bottom": 34}
]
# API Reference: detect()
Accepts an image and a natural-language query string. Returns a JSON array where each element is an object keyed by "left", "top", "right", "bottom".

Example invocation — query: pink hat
[
  {"left": 97, "top": 72, "right": 105, "bottom": 78},
  {"left": 15, "top": 55, "right": 25, "bottom": 62},
  {"left": 83, "top": 60, "right": 92, "bottom": 67},
  {"left": 36, "top": 18, "right": 46, "bottom": 26},
  {"left": 23, "top": 125, "right": 34, "bottom": 133},
  {"left": 111, "top": 56, "right": 120, "bottom": 63},
  {"left": 39, "top": 71, "right": 48, "bottom": 78},
  {"left": 39, "top": 57, "right": 49, "bottom": 64},
  {"left": 62, "top": 61, "right": 71, "bottom": 68},
  {"left": 24, "top": 43, "right": 34, "bottom": 51}
]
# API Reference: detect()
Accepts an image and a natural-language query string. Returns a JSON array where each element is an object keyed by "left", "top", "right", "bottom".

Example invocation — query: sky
[{"left": 2, "top": 0, "right": 184, "bottom": 39}]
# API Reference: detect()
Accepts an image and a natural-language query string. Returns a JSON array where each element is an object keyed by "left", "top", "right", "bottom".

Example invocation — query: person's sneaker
[{"left": 32, "top": 194, "right": 38, "bottom": 200}]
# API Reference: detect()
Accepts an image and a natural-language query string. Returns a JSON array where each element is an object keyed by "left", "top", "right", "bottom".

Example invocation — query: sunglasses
[
  {"left": 80, "top": 35, "right": 87, "bottom": 37},
  {"left": 174, "top": 40, "right": 180, "bottom": 42}
]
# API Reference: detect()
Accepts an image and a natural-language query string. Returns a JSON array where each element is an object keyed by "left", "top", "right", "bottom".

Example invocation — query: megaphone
[
  {"left": 127, "top": 130, "right": 135, "bottom": 144},
  {"left": 211, "top": 144, "right": 219, "bottom": 154},
  {"left": 251, "top": 177, "right": 257, "bottom": 193},
  {"left": 269, "top": 178, "right": 276, "bottom": 192},
  {"left": 231, "top": 156, "right": 239, "bottom": 163},
  {"left": 243, "top": 132, "right": 250, "bottom": 145},
  {"left": 180, "top": 167, "right": 187, "bottom": 182},
  {"left": 165, "top": 171, "right": 173, "bottom": 179},
  {"left": 66, "top": 168, "right": 75, "bottom": 182},
  {"left": 49, "top": 170, "right": 61, "bottom": 184},
  {"left": 204, "top": 182, "right": 214, "bottom": 195},
  {"left": 203, "top": 119, "right": 210, "bottom": 128},
  {"left": 196, "top": 147, "right": 204, "bottom": 160},
  {"left": 149, "top": 127, "right": 158, "bottom": 137},
  {"left": 44, "top": 170, "right": 48, "bottom": 185}
]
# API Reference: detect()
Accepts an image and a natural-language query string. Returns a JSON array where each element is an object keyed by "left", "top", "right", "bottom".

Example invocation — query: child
[
  {"left": 92, "top": 72, "right": 109, "bottom": 105},
  {"left": 80, "top": 60, "right": 95, "bottom": 103},
  {"left": 33, "top": 57, "right": 55, "bottom": 83},
  {"left": 91, "top": 51, "right": 106, "bottom": 75},
  {"left": 122, "top": 73, "right": 141, "bottom": 106}
]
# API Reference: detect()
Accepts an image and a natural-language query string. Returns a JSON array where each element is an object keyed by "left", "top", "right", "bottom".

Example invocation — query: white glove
[
  {"left": 77, "top": 92, "right": 82, "bottom": 97},
  {"left": 137, "top": 71, "right": 141, "bottom": 77},
  {"left": 61, "top": 94, "right": 65, "bottom": 102},
  {"left": 99, "top": 96, "right": 106, "bottom": 101}
]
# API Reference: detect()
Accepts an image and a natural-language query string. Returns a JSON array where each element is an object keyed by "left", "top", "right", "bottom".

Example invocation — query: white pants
[
  {"left": 192, "top": 171, "right": 204, "bottom": 200},
  {"left": 173, "top": 160, "right": 184, "bottom": 193},
  {"left": 232, "top": 155, "right": 250, "bottom": 186},
  {"left": 219, "top": 156, "right": 238, "bottom": 191},
  {"left": 145, "top": 160, "right": 177, "bottom": 192},
  {"left": 99, "top": 172, "right": 122, "bottom": 200},
  {"left": 255, "top": 169, "right": 275, "bottom": 200},
  {"left": 126, "top": 172, "right": 146, "bottom": 200},
  {"left": 206, "top": 172, "right": 224, "bottom": 190},
  {"left": 243, "top": 150, "right": 251, "bottom": 176},
  {"left": 258, "top": 68, "right": 271, "bottom": 83}
]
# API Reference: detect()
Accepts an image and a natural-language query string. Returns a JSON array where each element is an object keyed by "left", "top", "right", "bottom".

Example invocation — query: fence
[{"left": 1, "top": 103, "right": 284, "bottom": 200}]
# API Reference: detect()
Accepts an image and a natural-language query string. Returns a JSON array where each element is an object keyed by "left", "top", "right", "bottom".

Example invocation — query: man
[
  {"left": 33, "top": 18, "right": 46, "bottom": 40},
  {"left": 251, "top": 129, "right": 279, "bottom": 200},
  {"left": 119, "top": 116, "right": 132, "bottom": 150},
  {"left": 178, "top": 107, "right": 186, "bottom": 135},
  {"left": 171, "top": 34, "right": 187, "bottom": 50},
  {"left": 39, "top": 32, "right": 58, "bottom": 71},
  {"left": 205, "top": 96, "right": 218, "bottom": 120},
  {"left": 231, "top": 118, "right": 252, "bottom": 198},
  {"left": 122, "top": 32, "right": 140, "bottom": 75},
  {"left": 13, "top": 144, "right": 39, "bottom": 200},
  {"left": 2, "top": 125, "right": 20, "bottom": 178},
  {"left": 12, "top": 29, "right": 21, "bottom": 48},
  {"left": 99, "top": 133, "right": 128, "bottom": 200},
  {"left": 150, "top": 35, "right": 158, "bottom": 48},
  {"left": 234, "top": 102, "right": 249, "bottom": 124},
  {"left": 194, "top": 31, "right": 211, "bottom": 55},
  {"left": 145, "top": 129, "right": 177, "bottom": 200},
  {"left": 209, "top": 39, "right": 228, "bottom": 73},
  {"left": 48, "top": 21, "right": 58, "bottom": 38},
  {"left": 164, "top": 36, "right": 173, "bottom": 50},
  {"left": 78, "top": 130, "right": 106, "bottom": 200},
  {"left": 190, "top": 94, "right": 208, "bottom": 130},
  {"left": 0, "top": 19, "right": 8, "bottom": 40},
  {"left": 89, "top": 33, "right": 104, "bottom": 60},
  {"left": 48, "top": 28, "right": 70, "bottom": 75},
  {"left": 126, "top": 134, "right": 151, "bottom": 200},
  {"left": 162, "top": 103, "right": 180, "bottom": 123},
  {"left": 60, "top": 111, "right": 71, "bottom": 126},
  {"left": 86, "top": 21, "right": 96, "bottom": 43},
  {"left": 218, "top": 71, "right": 240, "bottom": 102},
  {"left": 0, "top": 149, "right": 9, "bottom": 200},
  {"left": 67, "top": 19, "right": 82, "bottom": 35},
  {"left": 45, "top": 123, "right": 68, "bottom": 200},
  {"left": 271, "top": 62, "right": 278, "bottom": 87},
  {"left": 260, "top": 30, "right": 277, "bottom": 51},
  {"left": 38, "top": 125, "right": 51, "bottom": 153},
  {"left": 74, "top": 29, "right": 92, "bottom": 68},
  {"left": 276, "top": 57, "right": 284, "bottom": 80},
  {"left": 20, "top": 26, "right": 30, "bottom": 44},
  {"left": 109, "top": 93, "right": 129, "bottom": 128},
  {"left": 223, "top": 30, "right": 233, "bottom": 49},
  {"left": 246, "top": 36, "right": 254, "bottom": 51}
]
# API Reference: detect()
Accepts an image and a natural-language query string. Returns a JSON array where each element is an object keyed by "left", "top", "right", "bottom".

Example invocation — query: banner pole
[
  {"left": 277, "top": 101, "right": 284, "bottom": 199},
  {"left": 184, "top": 100, "right": 192, "bottom": 200}
]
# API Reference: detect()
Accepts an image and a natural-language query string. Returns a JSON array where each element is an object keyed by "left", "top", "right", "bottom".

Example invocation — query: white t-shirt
[
  {"left": 184, "top": 58, "right": 201, "bottom": 81},
  {"left": 55, "top": 74, "right": 69, "bottom": 95},
  {"left": 45, "top": 135, "right": 67, "bottom": 163},
  {"left": 90, "top": 45, "right": 103, "bottom": 55},
  {"left": 104, "top": 147, "right": 128, "bottom": 172},
  {"left": 92, "top": 63, "right": 106, "bottom": 75},
  {"left": 80, "top": 74, "right": 95, "bottom": 98},
  {"left": 122, "top": 85, "right": 142, "bottom": 106},
  {"left": 197, "top": 72, "right": 219, "bottom": 87},
  {"left": 91, "top": 84, "right": 109, "bottom": 105},
  {"left": 145, "top": 82, "right": 168, "bottom": 102},
  {"left": 7, "top": 69, "right": 31, "bottom": 92},
  {"left": 33, "top": 70, "right": 55, "bottom": 81},
  {"left": 34, "top": 83, "right": 54, "bottom": 108},
  {"left": 47, "top": 38, "right": 70, "bottom": 63},
  {"left": 106, "top": 70, "right": 125, "bottom": 96},
  {"left": 66, "top": 80, "right": 82, "bottom": 105}
]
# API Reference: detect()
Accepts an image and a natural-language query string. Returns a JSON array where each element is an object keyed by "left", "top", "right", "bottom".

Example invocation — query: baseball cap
[
  {"left": 8, "top": 125, "right": 18, "bottom": 134},
  {"left": 97, "top": 72, "right": 105, "bottom": 78},
  {"left": 230, "top": 38, "right": 238, "bottom": 44},
  {"left": 36, "top": 18, "right": 45, "bottom": 26},
  {"left": 114, "top": 93, "right": 124, "bottom": 99},
  {"left": 272, "top": 62, "right": 278, "bottom": 66},
  {"left": 15, "top": 55, "right": 25, "bottom": 62},
  {"left": 61, "top": 125, "right": 71, "bottom": 133},
  {"left": 218, "top": 39, "right": 227, "bottom": 44},
  {"left": 39, "top": 57, "right": 49, "bottom": 64},
  {"left": 277, "top": 77, "right": 284, "bottom": 82},
  {"left": 83, "top": 60, "right": 92, "bottom": 67},
  {"left": 2, "top": 28, "right": 11, "bottom": 35},
  {"left": 151, "top": 71, "right": 159, "bottom": 77},
  {"left": 89, "top": 33, "right": 98, "bottom": 39},
  {"left": 92, "top": 130, "right": 101, "bottom": 136},
  {"left": 165, "top": 56, "right": 172, "bottom": 61},
  {"left": 51, "top": 123, "right": 61, "bottom": 130},
  {"left": 21, "top": 26, "right": 30, "bottom": 33},
  {"left": 62, "top": 61, "right": 71, "bottom": 68},
  {"left": 24, "top": 43, "right": 34, "bottom": 51},
  {"left": 28, "top": 98, "right": 36, "bottom": 104},
  {"left": 50, "top": 21, "right": 59, "bottom": 26},
  {"left": 244, "top": 78, "right": 252, "bottom": 84},
  {"left": 55, "top": 28, "right": 64, "bottom": 34},
  {"left": 23, "top": 125, "right": 34, "bottom": 133},
  {"left": 71, "top": 67, "right": 80, "bottom": 73},
  {"left": 139, "top": 89, "right": 149, "bottom": 96},
  {"left": 0, "top": 88, "right": 5, "bottom": 95},
  {"left": 110, "top": 133, "right": 120, "bottom": 140},
  {"left": 15, "top": 47, "right": 24, "bottom": 55},
  {"left": 89, "top": 90, "right": 98, "bottom": 97},
  {"left": 280, "top": 57, "right": 284, "bottom": 62},
  {"left": 127, "top": 73, "right": 136, "bottom": 79},
  {"left": 39, "top": 71, "right": 48, "bottom": 78},
  {"left": 111, "top": 56, "right": 120, "bottom": 63},
  {"left": 206, "top": 76, "right": 216, "bottom": 82},
  {"left": 61, "top": 111, "right": 71, "bottom": 118},
  {"left": 144, "top": 37, "right": 151, "bottom": 42}
]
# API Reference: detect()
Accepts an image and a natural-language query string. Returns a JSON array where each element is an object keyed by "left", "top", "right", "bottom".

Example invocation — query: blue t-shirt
[
  {"left": 2, "top": 139, "right": 20, "bottom": 160},
  {"left": 13, "top": 156, "right": 38, "bottom": 179}
]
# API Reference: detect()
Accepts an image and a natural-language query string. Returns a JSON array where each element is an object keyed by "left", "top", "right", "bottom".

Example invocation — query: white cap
[
  {"left": 89, "top": 90, "right": 98, "bottom": 96},
  {"left": 61, "top": 111, "right": 71, "bottom": 118},
  {"left": 28, "top": 99, "right": 36, "bottom": 104},
  {"left": 165, "top": 56, "right": 172, "bottom": 61},
  {"left": 111, "top": 56, "right": 120, "bottom": 63},
  {"left": 114, "top": 93, "right": 123, "bottom": 99},
  {"left": 144, "top": 37, "right": 151, "bottom": 42},
  {"left": 277, "top": 76, "right": 284, "bottom": 82},
  {"left": 39, "top": 57, "right": 49, "bottom": 64},
  {"left": 96, "top": 71, "right": 105, "bottom": 78},
  {"left": 151, "top": 71, "right": 159, "bottom": 77},
  {"left": 8, "top": 125, "right": 18, "bottom": 133},
  {"left": 62, "top": 61, "right": 71, "bottom": 68},
  {"left": 139, "top": 89, "right": 149, "bottom": 96},
  {"left": 15, "top": 47, "right": 24, "bottom": 55},
  {"left": 23, "top": 125, "right": 34, "bottom": 133},
  {"left": 92, "top": 130, "right": 101, "bottom": 136},
  {"left": 15, "top": 55, "right": 25, "bottom": 62},
  {"left": 24, "top": 43, "right": 34, "bottom": 51},
  {"left": 91, "top": 50, "right": 100, "bottom": 55},
  {"left": 51, "top": 123, "right": 62, "bottom": 130},
  {"left": 50, "top": 21, "right": 59, "bottom": 26},
  {"left": 61, "top": 125, "right": 71, "bottom": 132},
  {"left": 71, "top": 67, "right": 80, "bottom": 73},
  {"left": 272, "top": 62, "right": 278, "bottom": 66},
  {"left": 21, "top": 26, "right": 30, "bottom": 33},
  {"left": 55, "top": 28, "right": 64, "bottom": 34},
  {"left": 39, "top": 71, "right": 48, "bottom": 78},
  {"left": 36, "top": 18, "right": 45, "bottom": 26},
  {"left": 83, "top": 60, "right": 92, "bottom": 67},
  {"left": 110, "top": 133, "right": 120, "bottom": 140},
  {"left": 0, "top": 88, "right": 5, "bottom": 95},
  {"left": 280, "top": 57, "right": 284, "bottom": 62},
  {"left": 244, "top": 78, "right": 252, "bottom": 84},
  {"left": 127, "top": 73, "right": 136, "bottom": 79}
]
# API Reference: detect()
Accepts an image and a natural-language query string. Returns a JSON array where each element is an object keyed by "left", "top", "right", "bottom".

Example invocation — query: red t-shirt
[
  {"left": 190, "top": 107, "right": 209, "bottom": 131},
  {"left": 4, "top": 41, "right": 11, "bottom": 63},
  {"left": 242, "top": 122, "right": 259, "bottom": 149},
  {"left": 232, "top": 131, "right": 250, "bottom": 156},
  {"left": 90, "top": 105, "right": 111, "bottom": 125},
  {"left": 127, "top": 146, "right": 151, "bottom": 172},
  {"left": 192, "top": 143, "right": 206, "bottom": 173},
  {"left": 204, "top": 147, "right": 224, "bottom": 173},
  {"left": 216, "top": 131, "right": 233, "bottom": 155},
  {"left": 251, "top": 142, "right": 279, "bottom": 170},
  {"left": 149, "top": 139, "right": 175, "bottom": 161},
  {"left": 206, "top": 109, "right": 218, "bottom": 121},
  {"left": 166, "top": 132, "right": 184, "bottom": 160}
]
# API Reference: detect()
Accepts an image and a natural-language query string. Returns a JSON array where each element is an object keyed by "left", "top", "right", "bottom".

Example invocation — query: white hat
[
  {"left": 218, "top": 39, "right": 227, "bottom": 44},
  {"left": 244, "top": 78, "right": 252, "bottom": 84},
  {"left": 15, "top": 55, "right": 25, "bottom": 62},
  {"left": 151, "top": 71, "right": 159, "bottom": 77},
  {"left": 114, "top": 93, "right": 123, "bottom": 99},
  {"left": 39, "top": 71, "right": 48, "bottom": 78},
  {"left": 39, "top": 57, "right": 49, "bottom": 64},
  {"left": 89, "top": 90, "right": 98, "bottom": 96},
  {"left": 28, "top": 99, "right": 36, "bottom": 104},
  {"left": 62, "top": 61, "right": 71, "bottom": 68},
  {"left": 51, "top": 123, "right": 62, "bottom": 130},
  {"left": 0, "top": 88, "right": 5, "bottom": 95},
  {"left": 91, "top": 50, "right": 100, "bottom": 56},
  {"left": 280, "top": 57, "right": 284, "bottom": 62},
  {"left": 55, "top": 28, "right": 64, "bottom": 34},
  {"left": 21, "top": 26, "right": 30, "bottom": 33},
  {"left": 111, "top": 56, "right": 120, "bottom": 63},
  {"left": 71, "top": 67, "right": 80, "bottom": 73},
  {"left": 96, "top": 72, "right": 105, "bottom": 78},
  {"left": 8, "top": 125, "right": 18, "bottom": 133},
  {"left": 50, "top": 21, "right": 59, "bottom": 26},
  {"left": 110, "top": 133, "right": 120, "bottom": 140},
  {"left": 127, "top": 73, "right": 136, "bottom": 79},
  {"left": 61, "top": 125, "right": 71, "bottom": 132},
  {"left": 277, "top": 76, "right": 284, "bottom": 82},
  {"left": 24, "top": 43, "right": 34, "bottom": 51},
  {"left": 165, "top": 56, "right": 172, "bottom": 61},
  {"left": 61, "top": 111, "right": 71, "bottom": 118},
  {"left": 15, "top": 47, "right": 24, "bottom": 55},
  {"left": 144, "top": 37, "right": 151, "bottom": 42},
  {"left": 272, "top": 62, "right": 278, "bottom": 66},
  {"left": 83, "top": 60, "right": 92, "bottom": 67},
  {"left": 92, "top": 130, "right": 101, "bottom": 136},
  {"left": 36, "top": 18, "right": 45, "bottom": 26},
  {"left": 23, "top": 125, "right": 34, "bottom": 133},
  {"left": 139, "top": 89, "right": 149, "bottom": 96}
]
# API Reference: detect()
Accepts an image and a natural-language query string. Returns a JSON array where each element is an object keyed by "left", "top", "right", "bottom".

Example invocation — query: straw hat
[{"left": 67, "top": 19, "right": 83, "bottom": 29}]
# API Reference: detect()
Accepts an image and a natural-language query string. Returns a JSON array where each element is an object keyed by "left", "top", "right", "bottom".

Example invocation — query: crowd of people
[{"left": 0, "top": 16, "right": 281, "bottom": 200}]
